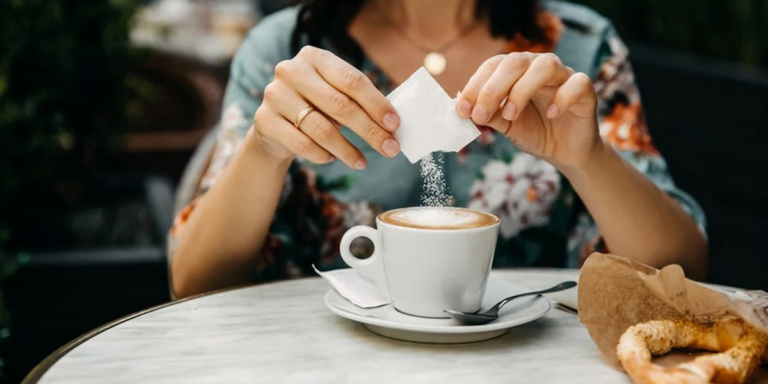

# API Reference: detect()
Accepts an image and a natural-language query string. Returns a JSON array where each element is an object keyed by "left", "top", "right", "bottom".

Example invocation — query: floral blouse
[{"left": 169, "top": 1, "right": 706, "bottom": 283}]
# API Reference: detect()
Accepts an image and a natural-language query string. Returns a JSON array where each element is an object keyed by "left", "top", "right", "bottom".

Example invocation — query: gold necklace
[{"left": 374, "top": 2, "right": 481, "bottom": 76}]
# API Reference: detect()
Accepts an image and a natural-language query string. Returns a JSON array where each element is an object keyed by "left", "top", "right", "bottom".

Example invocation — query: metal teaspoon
[{"left": 444, "top": 281, "right": 577, "bottom": 325}]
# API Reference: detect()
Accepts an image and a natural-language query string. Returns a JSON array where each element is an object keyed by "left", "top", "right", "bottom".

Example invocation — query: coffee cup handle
[{"left": 339, "top": 225, "right": 388, "bottom": 297}]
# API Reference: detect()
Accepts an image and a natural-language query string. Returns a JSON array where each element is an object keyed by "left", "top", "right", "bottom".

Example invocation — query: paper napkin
[
  {"left": 313, "top": 266, "right": 390, "bottom": 308},
  {"left": 387, "top": 67, "right": 481, "bottom": 163},
  {"left": 580, "top": 253, "right": 768, "bottom": 369}
]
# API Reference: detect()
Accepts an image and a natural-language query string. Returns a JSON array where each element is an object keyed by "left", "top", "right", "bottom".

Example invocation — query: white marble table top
[{"left": 26, "top": 269, "right": 633, "bottom": 383}]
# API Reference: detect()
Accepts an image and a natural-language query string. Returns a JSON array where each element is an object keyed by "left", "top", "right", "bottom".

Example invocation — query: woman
[{"left": 169, "top": 0, "right": 708, "bottom": 298}]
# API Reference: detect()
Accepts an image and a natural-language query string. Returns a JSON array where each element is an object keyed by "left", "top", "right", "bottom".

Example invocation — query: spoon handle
[{"left": 489, "top": 281, "right": 577, "bottom": 314}]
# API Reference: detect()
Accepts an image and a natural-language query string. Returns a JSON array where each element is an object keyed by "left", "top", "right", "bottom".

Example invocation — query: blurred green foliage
[
  {"left": 0, "top": 0, "right": 141, "bottom": 211},
  {"left": 573, "top": 0, "right": 768, "bottom": 68}
]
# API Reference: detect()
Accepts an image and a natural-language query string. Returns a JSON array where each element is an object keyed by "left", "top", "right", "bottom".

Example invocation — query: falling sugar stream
[{"left": 419, "top": 152, "right": 453, "bottom": 207}]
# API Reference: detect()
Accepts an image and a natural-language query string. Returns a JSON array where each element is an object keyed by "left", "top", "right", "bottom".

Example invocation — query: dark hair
[{"left": 290, "top": 0, "right": 548, "bottom": 66}]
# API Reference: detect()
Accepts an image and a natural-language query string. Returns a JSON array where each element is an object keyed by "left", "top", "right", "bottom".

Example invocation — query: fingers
[
  {"left": 546, "top": 72, "right": 596, "bottom": 119},
  {"left": 456, "top": 55, "right": 505, "bottom": 119},
  {"left": 265, "top": 81, "right": 366, "bottom": 169},
  {"left": 285, "top": 69, "right": 400, "bottom": 160},
  {"left": 472, "top": 53, "right": 534, "bottom": 124},
  {"left": 301, "top": 112, "right": 368, "bottom": 170},
  {"left": 255, "top": 107, "right": 333, "bottom": 164},
  {"left": 302, "top": 46, "right": 401, "bottom": 132},
  {"left": 506, "top": 53, "right": 571, "bottom": 120},
  {"left": 483, "top": 109, "right": 513, "bottom": 136},
  {"left": 459, "top": 53, "right": 587, "bottom": 125}
]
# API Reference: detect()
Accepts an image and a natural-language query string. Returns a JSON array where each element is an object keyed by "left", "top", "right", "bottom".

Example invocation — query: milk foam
[{"left": 382, "top": 208, "right": 496, "bottom": 229}]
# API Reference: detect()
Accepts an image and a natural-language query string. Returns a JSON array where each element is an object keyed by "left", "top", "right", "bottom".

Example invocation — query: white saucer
[{"left": 324, "top": 277, "right": 551, "bottom": 344}]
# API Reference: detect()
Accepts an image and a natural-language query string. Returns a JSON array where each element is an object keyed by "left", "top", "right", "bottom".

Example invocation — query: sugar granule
[{"left": 419, "top": 152, "right": 453, "bottom": 207}]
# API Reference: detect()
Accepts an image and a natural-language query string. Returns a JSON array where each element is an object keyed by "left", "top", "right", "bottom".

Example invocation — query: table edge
[
  {"left": 21, "top": 268, "right": 578, "bottom": 383},
  {"left": 20, "top": 279, "right": 272, "bottom": 384}
]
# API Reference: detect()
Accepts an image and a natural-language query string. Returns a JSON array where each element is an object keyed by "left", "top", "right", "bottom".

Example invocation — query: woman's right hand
[{"left": 250, "top": 46, "right": 401, "bottom": 170}]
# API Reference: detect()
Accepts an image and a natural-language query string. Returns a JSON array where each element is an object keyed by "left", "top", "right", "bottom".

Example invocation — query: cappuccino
[
  {"left": 379, "top": 207, "right": 498, "bottom": 230},
  {"left": 342, "top": 206, "right": 501, "bottom": 317}
]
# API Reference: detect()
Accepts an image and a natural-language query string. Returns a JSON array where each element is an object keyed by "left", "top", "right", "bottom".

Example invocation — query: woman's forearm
[
  {"left": 562, "top": 141, "right": 708, "bottom": 280},
  {"left": 171, "top": 130, "right": 292, "bottom": 298}
]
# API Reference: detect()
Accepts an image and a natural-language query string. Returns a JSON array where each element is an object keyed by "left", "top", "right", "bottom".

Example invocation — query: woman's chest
[{"left": 351, "top": 25, "right": 506, "bottom": 96}]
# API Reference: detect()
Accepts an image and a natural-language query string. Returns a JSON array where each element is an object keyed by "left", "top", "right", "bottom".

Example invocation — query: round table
[{"left": 16, "top": 269, "right": 734, "bottom": 383}]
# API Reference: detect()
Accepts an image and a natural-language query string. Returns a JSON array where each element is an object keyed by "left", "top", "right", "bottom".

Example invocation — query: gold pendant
[{"left": 424, "top": 52, "right": 446, "bottom": 76}]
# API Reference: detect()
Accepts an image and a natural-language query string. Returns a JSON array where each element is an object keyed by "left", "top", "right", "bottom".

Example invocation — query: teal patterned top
[{"left": 170, "top": 1, "right": 706, "bottom": 283}]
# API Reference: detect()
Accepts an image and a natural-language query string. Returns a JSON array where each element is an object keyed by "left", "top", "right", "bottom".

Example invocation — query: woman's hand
[
  {"left": 251, "top": 46, "right": 401, "bottom": 170},
  {"left": 457, "top": 52, "right": 601, "bottom": 172}
]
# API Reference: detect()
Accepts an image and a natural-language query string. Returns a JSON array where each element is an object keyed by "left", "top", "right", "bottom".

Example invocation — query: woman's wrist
[
  {"left": 244, "top": 126, "right": 294, "bottom": 171},
  {"left": 559, "top": 139, "right": 618, "bottom": 186}
]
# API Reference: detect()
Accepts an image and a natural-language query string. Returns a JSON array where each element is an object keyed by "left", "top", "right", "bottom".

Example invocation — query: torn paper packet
[{"left": 387, "top": 67, "right": 480, "bottom": 163}]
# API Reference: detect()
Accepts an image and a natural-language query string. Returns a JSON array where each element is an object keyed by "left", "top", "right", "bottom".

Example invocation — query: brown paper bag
[{"left": 578, "top": 253, "right": 768, "bottom": 369}]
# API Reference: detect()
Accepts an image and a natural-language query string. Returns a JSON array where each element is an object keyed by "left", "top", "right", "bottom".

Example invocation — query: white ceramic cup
[{"left": 339, "top": 207, "right": 500, "bottom": 318}]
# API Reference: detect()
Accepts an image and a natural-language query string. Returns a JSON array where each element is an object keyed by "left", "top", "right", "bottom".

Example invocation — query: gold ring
[{"left": 294, "top": 105, "right": 315, "bottom": 128}]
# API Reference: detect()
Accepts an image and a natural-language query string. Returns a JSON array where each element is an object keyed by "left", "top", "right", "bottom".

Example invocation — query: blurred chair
[
  {"left": 630, "top": 44, "right": 768, "bottom": 290},
  {"left": 117, "top": 50, "right": 228, "bottom": 179}
]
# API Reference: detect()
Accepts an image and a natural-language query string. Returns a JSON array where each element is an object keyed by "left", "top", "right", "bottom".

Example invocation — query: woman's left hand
[{"left": 457, "top": 52, "right": 602, "bottom": 172}]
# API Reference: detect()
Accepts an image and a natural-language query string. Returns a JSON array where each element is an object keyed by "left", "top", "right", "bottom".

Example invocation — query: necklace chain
[{"left": 373, "top": 1, "right": 481, "bottom": 55}]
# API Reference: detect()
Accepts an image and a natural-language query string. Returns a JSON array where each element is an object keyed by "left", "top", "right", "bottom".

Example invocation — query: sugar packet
[{"left": 387, "top": 67, "right": 480, "bottom": 163}]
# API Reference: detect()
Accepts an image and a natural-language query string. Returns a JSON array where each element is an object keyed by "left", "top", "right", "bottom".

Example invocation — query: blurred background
[{"left": 1, "top": 0, "right": 766, "bottom": 382}]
